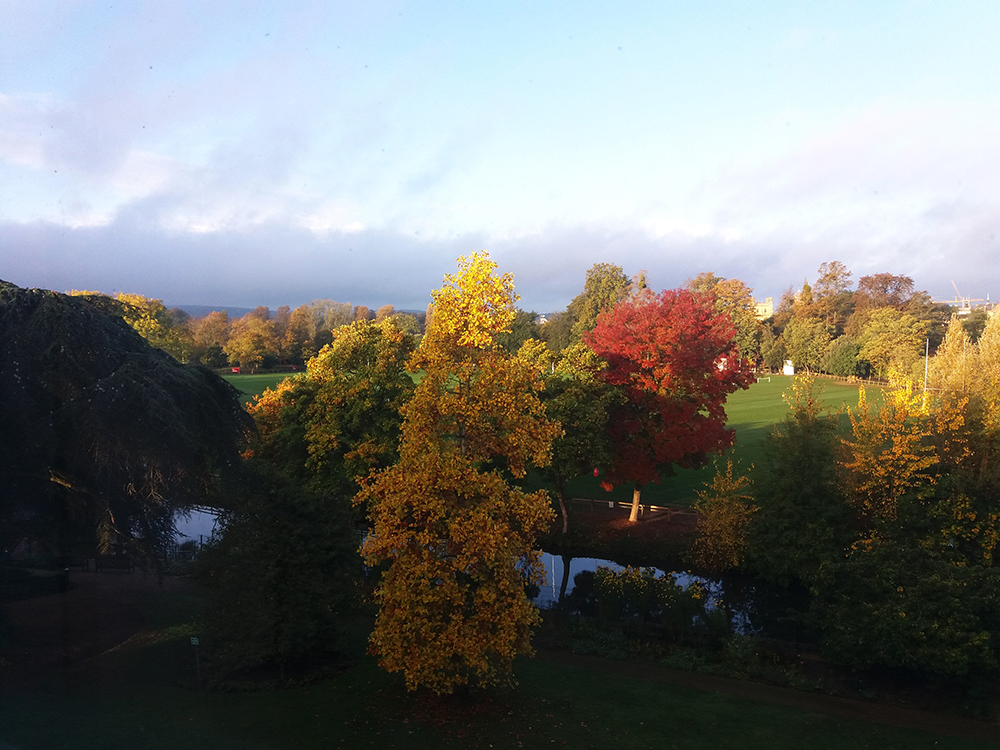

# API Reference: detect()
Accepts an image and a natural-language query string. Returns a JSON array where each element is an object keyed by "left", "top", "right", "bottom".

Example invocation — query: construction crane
[{"left": 935, "top": 281, "right": 984, "bottom": 315}]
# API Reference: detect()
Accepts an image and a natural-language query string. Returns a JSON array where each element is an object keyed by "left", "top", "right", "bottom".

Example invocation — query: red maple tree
[{"left": 585, "top": 288, "right": 754, "bottom": 521}]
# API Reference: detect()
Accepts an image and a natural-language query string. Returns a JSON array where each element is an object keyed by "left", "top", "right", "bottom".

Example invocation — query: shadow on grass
[{"left": 1, "top": 584, "right": 996, "bottom": 750}]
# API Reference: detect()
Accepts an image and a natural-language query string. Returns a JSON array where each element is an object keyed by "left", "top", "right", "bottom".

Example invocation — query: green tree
[
  {"left": 747, "top": 375, "right": 852, "bottom": 585},
  {"left": 760, "top": 327, "right": 787, "bottom": 371},
  {"left": 569, "top": 263, "right": 632, "bottom": 342},
  {"left": 692, "top": 461, "right": 757, "bottom": 572},
  {"left": 822, "top": 335, "right": 864, "bottom": 377},
  {"left": 358, "top": 253, "right": 559, "bottom": 693},
  {"left": 857, "top": 307, "right": 927, "bottom": 379},
  {"left": 520, "top": 341, "right": 619, "bottom": 534},
  {"left": 783, "top": 316, "right": 830, "bottom": 371},
  {"left": 540, "top": 309, "right": 576, "bottom": 353},
  {"left": 963, "top": 308, "right": 990, "bottom": 343},
  {"left": 248, "top": 318, "right": 416, "bottom": 500},
  {"left": 498, "top": 309, "right": 541, "bottom": 354},
  {"left": 200, "top": 466, "right": 360, "bottom": 683}
]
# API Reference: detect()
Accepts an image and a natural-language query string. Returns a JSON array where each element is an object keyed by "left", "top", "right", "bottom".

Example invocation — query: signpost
[{"left": 191, "top": 636, "right": 202, "bottom": 688}]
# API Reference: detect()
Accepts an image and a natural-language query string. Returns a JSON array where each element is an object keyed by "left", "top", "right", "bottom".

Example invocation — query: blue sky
[{"left": 2, "top": 1, "right": 998, "bottom": 312}]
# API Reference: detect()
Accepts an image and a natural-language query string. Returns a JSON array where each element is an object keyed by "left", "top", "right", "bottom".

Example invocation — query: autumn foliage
[
  {"left": 358, "top": 253, "right": 559, "bottom": 693},
  {"left": 246, "top": 318, "right": 416, "bottom": 497},
  {"left": 585, "top": 288, "right": 753, "bottom": 520}
]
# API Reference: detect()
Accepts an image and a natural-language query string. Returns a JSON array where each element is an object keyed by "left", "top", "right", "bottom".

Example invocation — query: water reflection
[
  {"left": 534, "top": 552, "right": 788, "bottom": 637},
  {"left": 534, "top": 552, "right": 704, "bottom": 607}
]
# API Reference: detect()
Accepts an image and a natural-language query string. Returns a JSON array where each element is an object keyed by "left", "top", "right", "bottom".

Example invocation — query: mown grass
[
  {"left": 220, "top": 371, "right": 874, "bottom": 509},
  {"left": 0, "top": 587, "right": 989, "bottom": 750},
  {"left": 558, "top": 374, "right": 878, "bottom": 508},
  {"left": 221, "top": 373, "right": 293, "bottom": 405}
]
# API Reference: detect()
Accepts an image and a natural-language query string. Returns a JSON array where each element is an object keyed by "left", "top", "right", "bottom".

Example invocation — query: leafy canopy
[
  {"left": 585, "top": 288, "right": 754, "bottom": 497},
  {"left": 358, "top": 252, "right": 559, "bottom": 693},
  {"left": 247, "top": 318, "right": 416, "bottom": 499}
]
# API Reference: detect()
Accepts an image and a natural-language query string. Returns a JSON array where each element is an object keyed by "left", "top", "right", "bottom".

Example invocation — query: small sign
[{"left": 190, "top": 637, "right": 200, "bottom": 646}]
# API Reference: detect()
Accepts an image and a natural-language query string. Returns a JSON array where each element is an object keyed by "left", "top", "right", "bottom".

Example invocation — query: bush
[{"left": 199, "top": 468, "right": 361, "bottom": 685}]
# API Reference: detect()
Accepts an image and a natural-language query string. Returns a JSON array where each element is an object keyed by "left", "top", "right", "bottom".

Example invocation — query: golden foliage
[
  {"left": 358, "top": 252, "right": 558, "bottom": 693},
  {"left": 840, "top": 368, "right": 968, "bottom": 521},
  {"left": 422, "top": 252, "right": 517, "bottom": 350}
]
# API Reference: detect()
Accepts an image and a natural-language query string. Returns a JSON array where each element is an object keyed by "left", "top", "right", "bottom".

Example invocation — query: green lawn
[
  {"left": 221, "top": 370, "right": 874, "bottom": 509},
  {"left": 221, "top": 372, "right": 294, "bottom": 405},
  {"left": 562, "top": 374, "right": 877, "bottom": 508},
  {"left": 0, "top": 587, "right": 988, "bottom": 750}
]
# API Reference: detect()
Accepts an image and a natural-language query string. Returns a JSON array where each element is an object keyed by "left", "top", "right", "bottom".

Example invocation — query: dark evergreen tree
[{"left": 0, "top": 281, "right": 250, "bottom": 560}]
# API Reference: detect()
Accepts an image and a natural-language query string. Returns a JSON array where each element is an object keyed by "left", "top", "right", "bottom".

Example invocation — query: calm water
[
  {"left": 534, "top": 552, "right": 770, "bottom": 635},
  {"left": 534, "top": 552, "right": 707, "bottom": 606}
]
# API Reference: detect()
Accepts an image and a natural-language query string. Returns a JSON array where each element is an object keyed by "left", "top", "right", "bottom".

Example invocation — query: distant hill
[
  {"left": 168, "top": 304, "right": 256, "bottom": 319},
  {"left": 169, "top": 304, "right": 429, "bottom": 321}
]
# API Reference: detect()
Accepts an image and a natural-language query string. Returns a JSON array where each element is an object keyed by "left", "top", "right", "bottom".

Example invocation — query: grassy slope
[{"left": 0, "top": 590, "right": 988, "bottom": 750}]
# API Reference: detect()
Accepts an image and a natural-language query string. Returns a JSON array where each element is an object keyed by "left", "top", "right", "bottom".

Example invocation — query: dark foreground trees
[
  {"left": 200, "top": 318, "right": 415, "bottom": 681},
  {"left": 199, "top": 466, "right": 360, "bottom": 683},
  {"left": 748, "top": 373, "right": 1000, "bottom": 677},
  {"left": 0, "top": 281, "right": 249, "bottom": 561}
]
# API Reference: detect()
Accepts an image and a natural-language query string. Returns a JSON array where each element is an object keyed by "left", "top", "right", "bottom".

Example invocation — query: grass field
[
  {"left": 561, "top": 374, "right": 877, "bottom": 508},
  {"left": 221, "top": 371, "right": 874, "bottom": 508},
  {"left": 0, "top": 586, "right": 988, "bottom": 750},
  {"left": 221, "top": 372, "right": 294, "bottom": 405}
]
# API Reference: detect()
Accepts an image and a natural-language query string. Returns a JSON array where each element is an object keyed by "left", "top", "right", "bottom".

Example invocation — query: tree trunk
[
  {"left": 558, "top": 555, "right": 573, "bottom": 603},
  {"left": 555, "top": 478, "right": 569, "bottom": 534},
  {"left": 628, "top": 483, "right": 643, "bottom": 523}
]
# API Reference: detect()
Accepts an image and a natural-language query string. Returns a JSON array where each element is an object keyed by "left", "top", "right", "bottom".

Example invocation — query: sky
[{"left": 2, "top": 1, "right": 999, "bottom": 313}]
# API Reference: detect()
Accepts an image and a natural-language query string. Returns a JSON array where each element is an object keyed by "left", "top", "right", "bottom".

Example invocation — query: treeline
[
  {"left": 69, "top": 291, "right": 424, "bottom": 371},
  {"left": 539, "top": 261, "right": 991, "bottom": 383},
  {"left": 86, "top": 259, "right": 990, "bottom": 382},
  {"left": 758, "top": 264, "right": 989, "bottom": 380}
]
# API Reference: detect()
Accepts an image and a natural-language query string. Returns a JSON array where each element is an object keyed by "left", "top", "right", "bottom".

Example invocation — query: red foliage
[{"left": 585, "top": 288, "right": 754, "bottom": 490}]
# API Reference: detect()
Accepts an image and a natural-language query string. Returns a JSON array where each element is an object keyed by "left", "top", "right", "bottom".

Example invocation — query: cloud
[{"left": 2, "top": 198, "right": 996, "bottom": 317}]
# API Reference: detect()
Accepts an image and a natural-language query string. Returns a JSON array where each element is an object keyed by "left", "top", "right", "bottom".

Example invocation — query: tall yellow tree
[
  {"left": 928, "top": 316, "right": 973, "bottom": 394},
  {"left": 968, "top": 311, "right": 1000, "bottom": 431},
  {"left": 839, "top": 369, "right": 970, "bottom": 523},
  {"left": 357, "top": 252, "right": 560, "bottom": 693}
]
